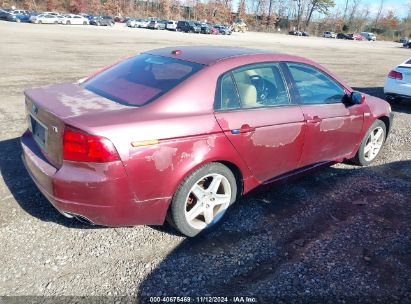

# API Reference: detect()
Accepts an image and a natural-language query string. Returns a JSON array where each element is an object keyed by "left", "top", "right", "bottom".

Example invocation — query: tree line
[{"left": 2, "top": 0, "right": 410, "bottom": 38}]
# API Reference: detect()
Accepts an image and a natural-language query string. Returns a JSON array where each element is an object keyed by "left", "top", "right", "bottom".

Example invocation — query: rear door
[
  {"left": 285, "top": 62, "right": 365, "bottom": 166},
  {"left": 214, "top": 62, "right": 306, "bottom": 183}
]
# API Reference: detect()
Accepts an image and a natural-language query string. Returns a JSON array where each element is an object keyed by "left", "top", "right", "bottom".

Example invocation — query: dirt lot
[{"left": 0, "top": 21, "right": 410, "bottom": 303}]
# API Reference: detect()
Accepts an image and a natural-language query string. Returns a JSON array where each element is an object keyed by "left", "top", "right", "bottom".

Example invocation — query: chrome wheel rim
[
  {"left": 364, "top": 126, "right": 384, "bottom": 161},
  {"left": 184, "top": 173, "right": 231, "bottom": 230}
]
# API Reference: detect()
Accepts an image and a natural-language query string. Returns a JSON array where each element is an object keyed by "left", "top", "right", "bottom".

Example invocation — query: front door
[{"left": 285, "top": 62, "right": 365, "bottom": 166}]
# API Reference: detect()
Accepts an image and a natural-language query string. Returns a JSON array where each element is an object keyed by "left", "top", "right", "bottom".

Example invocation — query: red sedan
[{"left": 21, "top": 47, "right": 392, "bottom": 237}]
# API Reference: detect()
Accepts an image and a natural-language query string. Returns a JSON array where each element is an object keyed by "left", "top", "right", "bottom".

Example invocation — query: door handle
[
  {"left": 231, "top": 124, "right": 256, "bottom": 134},
  {"left": 306, "top": 116, "right": 322, "bottom": 124}
]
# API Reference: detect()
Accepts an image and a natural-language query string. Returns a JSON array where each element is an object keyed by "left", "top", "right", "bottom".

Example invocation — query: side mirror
[{"left": 350, "top": 91, "right": 365, "bottom": 104}]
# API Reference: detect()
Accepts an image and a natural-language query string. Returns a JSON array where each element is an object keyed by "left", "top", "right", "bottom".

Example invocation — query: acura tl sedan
[{"left": 21, "top": 47, "right": 392, "bottom": 237}]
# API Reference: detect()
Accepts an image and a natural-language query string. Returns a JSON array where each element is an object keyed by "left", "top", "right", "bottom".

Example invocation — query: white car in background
[
  {"left": 61, "top": 14, "right": 89, "bottom": 25},
  {"left": 384, "top": 58, "right": 411, "bottom": 102},
  {"left": 166, "top": 20, "right": 177, "bottom": 30},
  {"left": 361, "top": 32, "right": 377, "bottom": 41},
  {"left": 128, "top": 18, "right": 149, "bottom": 28},
  {"left": 323, "top": 31, "right": 336, "bottom": 38},
  {"left": 30, "top": 14, "right": 60, "bottom": 24}
]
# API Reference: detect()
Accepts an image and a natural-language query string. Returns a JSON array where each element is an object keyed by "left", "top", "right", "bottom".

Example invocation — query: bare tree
[
  {"left": 305, "top": 0, "right": 335, "bottom": 28},
  {"left": 347, "top": 0, "right": 361, "bottom": 26},
  {"left": 373, "top": 0, "right": 384, "bottom": 29},
  {"left": 342, "top": 0, "right": 349, "bottom": 21}
]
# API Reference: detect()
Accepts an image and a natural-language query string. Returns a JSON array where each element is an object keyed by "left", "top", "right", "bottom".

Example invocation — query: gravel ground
[{"left": 0, "top": 21, "right": 410, "bottom": 303}]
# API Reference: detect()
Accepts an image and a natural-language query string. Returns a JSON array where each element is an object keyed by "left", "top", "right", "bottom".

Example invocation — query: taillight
[
  {"left": 388, "top": 70, "right": 403, "bottom": 80},
  {"left": 63, "top": 127, "right": 120, "bottom": 163}
]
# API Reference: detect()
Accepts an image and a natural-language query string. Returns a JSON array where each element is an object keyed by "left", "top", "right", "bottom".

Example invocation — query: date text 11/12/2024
[{"left": 147, "top": 296, "right": 259, "bottom": 303}]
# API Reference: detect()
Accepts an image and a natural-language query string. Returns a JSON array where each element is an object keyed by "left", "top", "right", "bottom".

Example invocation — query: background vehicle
[
  {"left": 301, "top": 31, "right": 309, "bottom": 36},
  {"left": 350, "top": 33, "right": 365, "bottom": 40},
  {"left": 61, "top": 14, "right": 89, "bottom": 25},
  {"left": 201, "top": 24, "right": 219, "bottom": 34},
  {"left": 361, "top": 32, "right": 376, "bottom": 41},
  {"left": 176, "top": 20, "right": 201, "bottom": 33},
  {"left": 127, "top": 18, "right": 149, "bottom": 28},
  {"left": 400, "top": 37, "right": 408, "bottom": 44},
  {"left": 166, "top": 20, "right": 177, "bottom": 31},
  {"left": 323, "top": 31, "right": 336, "bottom": 38},
  {"left": 31, "top": 14, "right": 60, "bottom": 24},
  {"left": 7, "top": 10, "right": 31, "bottom": 22},
  {"left": 0, "top": 8, "right": 11, "bottom": 20},
  {"left": 90, "top": 16, "right": 114, "bottom": 26},
  {"left": 79, "top": 13, "right": 94, "bottom": 22},
  {"left": 114, "top": 16, "right": 126, "bottom": 23},
  {"left": 21, "top": 46, "right": 392, "bottom": 237},
  {"left": 384, "top": 58, "right": 411, "bottom": 102},
  {"left": 289, "top": 30, "right": 302, "bottom": 36},
  {"left": 148, "top": 20, "right": 166, "bottom": 30},
  {"left": 403, "top": 41, "right": 411, "bottom": 48},
  {"left": 337, "top": 33, "right": 352, "bottom": 40},
  {"left": 214, "top": 25, "right": 232, "bottom": 35}
]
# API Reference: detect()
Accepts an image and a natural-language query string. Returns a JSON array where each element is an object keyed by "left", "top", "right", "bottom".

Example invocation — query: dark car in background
[
  {"left": 0, "top": 8, "right": 12, "bottom": 20},
  {"left": 337, "top": 33, "right": 352, "bottom": 40},
  {"left": 289, "top": 30, "right": 302, "bottom": 36},
  {"left": 214, "top": 25, "right": 232, "bottom": 35},
  {"left": 200, "top": 23, "right": 212, "bottom": 34},
  {"left": 90, "top": 15, "right": 114, "bottom": 26},
  {"left": 7, "top": 9, "right": 32, "bottom": 22},
  {"left": 176, "top": 20, "right": 201, "bottom": 33}
]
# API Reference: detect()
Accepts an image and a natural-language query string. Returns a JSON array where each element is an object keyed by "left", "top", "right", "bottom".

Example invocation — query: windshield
[{"left": 83, "top": 54, "right": 203, "bottom": 107}]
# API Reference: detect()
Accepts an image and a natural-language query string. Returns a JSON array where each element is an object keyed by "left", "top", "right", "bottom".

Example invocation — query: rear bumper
[
  {"left": 384, "top": 78, "right": 411, "bottom": 99},
  {"left": 21, "top": 130, "right": 170, "bottom": 226}
]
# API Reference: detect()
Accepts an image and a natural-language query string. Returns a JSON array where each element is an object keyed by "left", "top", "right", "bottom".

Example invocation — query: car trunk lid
[
  {"left": 24, "top": 83, "right": 127, "bottom": 168},
  {"left": 397, "top": 64, "right": 411, "bottom": 84}
]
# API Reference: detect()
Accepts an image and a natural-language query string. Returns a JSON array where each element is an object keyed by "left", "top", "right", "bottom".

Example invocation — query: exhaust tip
[{"left": 61, "top": 211, "right": 95, "bottom": 225}]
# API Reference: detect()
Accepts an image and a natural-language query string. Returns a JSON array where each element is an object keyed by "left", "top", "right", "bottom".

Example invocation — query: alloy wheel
[
  {"left": 363, "top": 126, "right": 384, "bottom": 161},
  {"left": 184, "top": 173, "right": 231, "bottom": 230}
]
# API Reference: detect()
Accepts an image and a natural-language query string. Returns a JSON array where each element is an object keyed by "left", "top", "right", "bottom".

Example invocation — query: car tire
[
  {"left": 97, "top": 22, "right": 100, "bottom": 26},
  {"left": 38, "top": 20, "right": 42, "bottom": 24},
  {"left": 16, "top": 18, "right": 21, "bottom": 23},
  {"left": 54, "top": 21, "right": 58, "bottom": 24},
  {"left": 385, "top": 94, "right": 401, "bottom": 103},
  {"left": 67, "top": 21, "right": 71, "bottom": 25},
  {"left": 168, "top": 162, "right": 238, "bottom": 237},
  {"left": 83, "top": 21, "right": 87, "bottom": 25},
  {"left": 351, "top": 120, "right": 387, "bottom": 166}
]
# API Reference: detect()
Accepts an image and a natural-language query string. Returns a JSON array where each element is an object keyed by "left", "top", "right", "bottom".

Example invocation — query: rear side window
[
  {"left": 217, "top": 74, "right": 241, "bottom": 110},
  {"left": 287, "top": 63, "right": 344, "bottom": 104},
  {"left": 83, "top": 54, "right": 203, "bottom": 106}
]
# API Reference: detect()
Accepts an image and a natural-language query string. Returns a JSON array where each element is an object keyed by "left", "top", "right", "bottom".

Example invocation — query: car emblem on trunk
[{"left": 32, "top": 103, "right": 38, "bottom": 114}]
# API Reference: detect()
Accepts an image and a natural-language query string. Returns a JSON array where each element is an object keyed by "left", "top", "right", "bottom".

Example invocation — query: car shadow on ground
[
  {"left": 0, "top": 137, "right": 100, "bottom": 229},
  {"left": 353, "top": 86, "right": 411, "bottom": 114},
  {"left": 136, "top": 160, "right": 411, "bottom": 302}
]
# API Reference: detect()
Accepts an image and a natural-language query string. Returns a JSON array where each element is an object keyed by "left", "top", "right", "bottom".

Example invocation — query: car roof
[{"left": 144, "top": 46, "right": 280, "bottom": 65}]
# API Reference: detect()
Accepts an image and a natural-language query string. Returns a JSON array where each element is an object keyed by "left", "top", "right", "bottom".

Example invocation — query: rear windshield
[{"left": 83, "top": 54, "right": 203, "bottom": 106}]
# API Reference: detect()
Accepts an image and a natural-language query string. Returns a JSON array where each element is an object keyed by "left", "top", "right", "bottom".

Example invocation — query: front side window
[
  {"left": 232, "top": 63, "right": 290, "bottom": 108},
  {"left": 287, "top": 63, "right": 345, "bottom": 104},
  {"left": 83, "top": 54, "right": 203, "bottom": 106}
]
